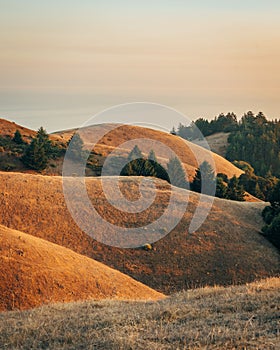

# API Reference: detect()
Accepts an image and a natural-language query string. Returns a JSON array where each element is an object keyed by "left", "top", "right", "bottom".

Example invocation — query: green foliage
[
  {"left": 190, "top": 161, "right": 215, "bottom": 195},
  {"left": 148, "top": 149, "right": 157, "bottom": 162},
  {"left": 174, "top": 112, "right": 238, "bottom": 140},
  {"left": 262, "top": 179, "right": 280, "bottom": 250},
  {"left": 167, "top": 156, "right": 188, "bottom": 189},
  {"left": 174, "top": 111, "right": 280, "bottom": 178},
  {"left": 226, "top": 175, "right": 245, "bottom": 201},
  {"left": 68, "top": 133, "right": 87, "bottom": 161},
  {"left": 262, "top": 213, "right": 280, "bottom": 250},
  {"left": 120, "top": 146, "right": 169, "bottom": 182},
  {"left": 128, "top": 145, "right": 143, "bottom": 161},
  {"left": 215, "top": 176, "right": 228, "bottom": 199},
  {"left": 226, "top": 112, "right": 280, "bottom": 177},
  {"left": 121, "top": 158, "right": 169, "bottom": 182},
  {"left": 268, "top": 180, "right": 280, "bottom": 209},
  {"left": 12, "top": 130, "right": 25, "bottom": 145},
  {"left": 22, "top": 127, "right": 54, "bottom": 171}
]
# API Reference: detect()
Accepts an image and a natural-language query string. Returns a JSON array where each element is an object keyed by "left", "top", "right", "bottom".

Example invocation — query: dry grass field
[
  {"left": 0, "top": 224, "right": 163, "bottom": 311},
  {"left": 0, "top": 119, "right": 244, "bottom": 181},
  {"left": 53, "top": 123, "right": 243, "bottom": 179},
  {"left": 0, "top": 171, "right": 279, "bottom": 295},
  {"left": 0, "top": 277, "right": 279, "bottom": 349},
  {"left": 52, "top": 124, "right": 242, "bottom": 178}
]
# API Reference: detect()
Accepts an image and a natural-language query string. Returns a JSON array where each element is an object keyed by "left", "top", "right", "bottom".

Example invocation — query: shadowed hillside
[
  {"left": 0, "top": 171, "right": 279, "bottom": 294},
  {"left": 0, "top": 224, "right": 164, "bottom": 311},
  {"left": 1, "top": 277, "right": 279, "bottom": 349}
]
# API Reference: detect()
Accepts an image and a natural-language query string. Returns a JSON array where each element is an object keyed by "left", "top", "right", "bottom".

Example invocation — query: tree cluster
[
  {"left": 120, "top": 145, "right": 188, "bottom": 188},
  {"left": 174, "top": 113, "right": 238, "bottom": 140},
  {"left": 21, "top": 128, "right": 64, "bottom": 171},
  {"left": 262, "top": 180, "right": 280, "bottom": 250},
  {"left": 190, "top": 161, "right": 245, "bottom": 201},
  {"left": 173, "top": 111, "right": 280, "bottom": 178}
]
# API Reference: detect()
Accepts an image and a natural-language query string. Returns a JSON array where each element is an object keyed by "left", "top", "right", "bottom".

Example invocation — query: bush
[
  {"left": 143, "top": 243, "right": 153, "bottom": 251},
  {"left": 262, "top": 213, "right": 280, "bottom": 249}
]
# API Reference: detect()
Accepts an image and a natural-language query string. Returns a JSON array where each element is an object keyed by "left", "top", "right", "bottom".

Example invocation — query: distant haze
[{"left": 1, "top": 1, "right": 280, "bottom": 132}]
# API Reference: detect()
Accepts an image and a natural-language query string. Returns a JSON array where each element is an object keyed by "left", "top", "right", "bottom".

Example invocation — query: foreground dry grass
[{"left": 0, "top": 278, "right": 279, "bottom": 349}]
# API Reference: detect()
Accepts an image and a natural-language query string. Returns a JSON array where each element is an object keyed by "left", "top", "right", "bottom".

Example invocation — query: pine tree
[
  {"left": 215, "top": 176, "right": 228, "bottom": 198},
  {"left": 128, "top": 145, "right": 143, "bottom": 161},
  {"left": 68, "top": 133, "right": 86, "bottom": 161},
  {"left": 148, "top": 149, "right": 157, "bottom": 163},
  {"left": 12, "top": 130, "right": 25, "bottom": 144},
  {"left": 167, "top": 156, "right": 188, "bottom": 189},
  {"left": 226, "top": 175, "right": 245, "bottom": 201},
  {"left": 22, "top": 127, "right": 51, "bottom": 171},
  {"left": 191, "top": 161, "right": 216, "bottom": 195}
]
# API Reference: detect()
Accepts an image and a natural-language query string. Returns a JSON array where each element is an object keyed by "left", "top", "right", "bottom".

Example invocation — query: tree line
[{"left": 173, "top": 111, "right": 280, "bottom": 178}]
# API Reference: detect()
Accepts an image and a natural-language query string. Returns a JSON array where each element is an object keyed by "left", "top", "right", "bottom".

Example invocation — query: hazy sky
[{"left": 1, "top": 1, "right": 280, "bottom": 132}]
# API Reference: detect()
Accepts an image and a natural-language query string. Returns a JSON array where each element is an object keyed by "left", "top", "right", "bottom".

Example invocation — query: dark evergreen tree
[
  {"left": 128, "top": 145, "right": 143, "bottom": 161},
  {"left": 12, "top": 130, "right": 25, "bottom": 145},
  {"left": 226, "top": 175, "right": 245, "bottom": 201},
  {"left": 167, "top": 156, "right": 188, "bottom": 189},
  {"left": 262, "top": 213, "right": 280, "bottom": 250},
  {"left": 191, "top": 161, "right": 216, "bottom": 195},
  {"left": 215, "top": 176, "right": 228, "bottom": 198},
  {"left": 22, "top": 128, "right": 50, "bottom": 171},
  {"left": 68, "top": 133, "right": 86, "bottom": 161},
  {"left": 148, "top": 149, "right": 157, "bottom": 162}
]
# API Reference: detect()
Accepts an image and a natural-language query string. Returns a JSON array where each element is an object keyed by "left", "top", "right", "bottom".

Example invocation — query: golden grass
[
  {"left": 0, "top": 224, "right": 164, "bottom": 312},
  {"left": 194, "top": 132, "right": 230, "bottom": 158},
  {"left": 53, "top": 123, "right": 243, "bottom": 179},
  {"left": 0, "top": 277, "right": 279, "bottom": 349},
  {"left": 0, "top": 171, "right": 279, "bottom": 295}
]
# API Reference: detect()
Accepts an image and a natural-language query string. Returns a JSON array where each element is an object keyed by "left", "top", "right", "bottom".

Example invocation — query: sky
[{"left": 0, "top": 0, "right": 280, "bottom": 132}]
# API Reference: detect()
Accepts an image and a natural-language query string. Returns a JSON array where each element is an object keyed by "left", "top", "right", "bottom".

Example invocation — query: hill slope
[
  {"left": 0, "top": 224, "right": 164, "bottom": 311},
  {"left": 194, "top": 132, "right": 230, "bottom": 158},
  {"left": 0, "top": 171, "right": 279, "bottom": 294},
  {"left": 1, "top": 277, "right": 279, "bottom": 349},
  {"left": 53, "top": 123, "right": 243, "bottom": 179}
]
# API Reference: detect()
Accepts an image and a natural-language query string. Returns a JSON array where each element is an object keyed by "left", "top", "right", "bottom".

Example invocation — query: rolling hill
[
  {"left": 0, "top": 224, "right": 164, "bottom": 311},
  {"left": 0, "top": 171, "right": 279, "bottom": 294},
  {"left": 53, "top": 123, "right": 243, "bottom": 179}
]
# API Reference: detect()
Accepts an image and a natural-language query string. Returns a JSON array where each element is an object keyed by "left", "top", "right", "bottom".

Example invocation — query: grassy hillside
[
  {"left": 194, "top": 132, "right": 230, "bottom": 158},
  {"left": 0, "top": 224, "right": 163, "bottom": 311},
  {"left": 53, "top": 123, "right": 243, "bottom": 179},
  {"left": 0, "top": 171, "right": 279, "bottom": 294},
  {"left": 1, "top": 277, "right": 279, "bottom": 349}
]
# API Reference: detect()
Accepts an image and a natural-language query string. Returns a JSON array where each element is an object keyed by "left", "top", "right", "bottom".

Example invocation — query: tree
[
  {"left": 226, "top": 175, "right": 245, "bottom": 201},
  {"left": 12, "top": 130, "right": 25, "bottom": 145},
  {"left": 191, "top": 161, "right": 216, "bottom": 195},
  {"left": 121, "top": 147, "right": 169, "bottom": 182},
  {"left": 22, "top": 127, "right": 52, "bottom": 171},
  {"left": 68, "top": 133, "right": 86, "bottom": 161},
  {"left": 167, "top": 156, "right": 188, "bottom": 189},
  {"left": 215, "top": 176, "right": 228, "bottom": 198},
  {"left": 148, "top": 149, "right": 157, "bottom": 163},
  {"left": 262, "top": 213, "right": 280, "bottom": 249},
  {"left": 268, "top": 180, "right": 280, "bottom": 209},
  {"left": 128, "top": 145, "right": 143, "bottom": 161}
]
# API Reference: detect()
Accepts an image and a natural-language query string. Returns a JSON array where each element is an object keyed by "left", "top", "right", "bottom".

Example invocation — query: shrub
[
  {"left": 262, "top": 213, "right": 280, "bottom": 249},
  {"left": 143, "top": 243, "right": 153, "bottom": 251}
]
